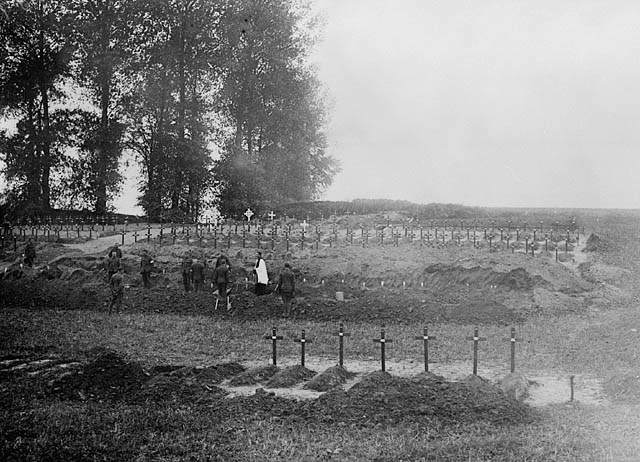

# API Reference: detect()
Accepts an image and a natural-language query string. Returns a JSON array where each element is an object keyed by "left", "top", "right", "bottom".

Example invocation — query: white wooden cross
[
  {"left": 244, "top": 208, "right": 254, "bottom": 222},
  {"left": 301, "top": 220, "right": 309, "bottom": 232},
  {"left": 268, "top": 211, "right": 276, "bottom": 221}
]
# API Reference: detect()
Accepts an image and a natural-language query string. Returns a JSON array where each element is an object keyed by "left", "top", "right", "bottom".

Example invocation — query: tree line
[{"left": 0, "top": 0, "right": 338, "bottom": 221}]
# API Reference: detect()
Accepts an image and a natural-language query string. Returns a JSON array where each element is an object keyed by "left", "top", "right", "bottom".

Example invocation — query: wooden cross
[
  {"left": 466, "top": 327, "right": 487, "bottom": 375},
  {"left": 414, "top": 327, "right": 436, "bottom": 372},
  {"left": 507, "top": 327, "right": 520, "bottom": 373},
  {"left": 268, "top": 211, "right": 276, "bottom": 221},
  {"left": 146, "top": 225, "right": 151, "bottom": 242},
  {"left": 244, "top": 208, "right": 254, "bottom": 222},
  {"left": 264, "top": 327, "right": 284, "bottom": 366},
  {"left": 293, "top": 330, "right": 312, "bottom": 367},
  {"left": 335, "top": 323, "right": 351, "bottom": 367},
  {"left": 121, "top": 230, "right": 125, "bottom": 245},
  {"left": 372, "top": 326, "right": 393, "bottom": 371}
]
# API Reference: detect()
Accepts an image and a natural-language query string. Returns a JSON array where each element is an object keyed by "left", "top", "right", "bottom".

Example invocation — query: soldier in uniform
[
  {"left": 277, "top": 263, "right": 296, "bottom": 316},
  {"left": 106, "top": 253, "right": 120, "bottom": 281},
  {"left": 108, "top": 242, "right": 122, "bottom": 259},
  {"left": 108, "top": 267, "right": 124, "bottom": 314},
  {"left": 191, "top": 258, "right": 205, "bottom": 292},
  {"left": 140, "top": 249, "right": 154, "bottom": 289},
  {"left": 181, "top": 252, "right": 193, "bottom": 292},
  {"left": 23, "top": 238, "right": 36, "bottom": 267},
  {"left": 212, "top": 257, "right": 231, "bottom": 310}
]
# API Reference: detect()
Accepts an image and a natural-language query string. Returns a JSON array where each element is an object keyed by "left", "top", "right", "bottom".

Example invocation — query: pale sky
[{"left": 311, "top": 0, "right": 640, "bottom": 209}]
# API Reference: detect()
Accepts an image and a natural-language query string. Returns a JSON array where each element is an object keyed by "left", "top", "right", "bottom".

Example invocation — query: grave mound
[
  {"left": 303, "top": 365, "right": 356, "bottom": 391},
  {"left": 160, "top": 362, "right": 245, "bottom": 384},
  {"left": 308, "top": 371, "right": 532, "bottom": 427},
  {"left": 133, "top": 374, "right": 227, "bottom": 403},
  {"left": 603, "top": 373, "right": 640, "bottom": 403},
  {"left": 265, "top": 365, "right": 316, "bottom": 388},
  {"left": 584, "top": 233, "right": 609, "bottom": 252},
  {"left": 48, "top": 350, "right": 147, "bottom": 401},
  {"left": 228, "top": 364, "right": 279, "bottom": 386},
  {"left": 499, "top": 372, "right": 532, "bottom": 401}
]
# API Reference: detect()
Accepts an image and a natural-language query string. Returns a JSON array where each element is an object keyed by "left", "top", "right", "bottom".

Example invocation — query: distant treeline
[{"left": 271, "top": 200, "right": 490, "bottom": 220}]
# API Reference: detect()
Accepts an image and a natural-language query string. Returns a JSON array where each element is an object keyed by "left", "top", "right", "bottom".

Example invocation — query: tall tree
[
  {"left": 69, "top": 0, "right": 145, "bottom": 214},
  {"left": 213, "top": 0, "right": 338, "bottom": 217},
  {"left": 0, "top": 0, "right": 73, "bottom": 213}
]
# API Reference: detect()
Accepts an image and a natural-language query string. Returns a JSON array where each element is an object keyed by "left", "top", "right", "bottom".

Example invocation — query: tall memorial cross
[
  {"left": 293, "top": 330, "right": 312, "bottom": 367},
  {"left": 268, "top": 211, "right": 276, "bottom": 221},
  {"left": 414, "top": 327, "right": 436, "bottom": 372},
  {"left": 264, "top": 327, "right": 284, "bottom": 366},
  {"left": 335, "top": 323, "right": 351, "bottom": 367},
  {"left": 244, "top": 208, "right": 254, "bottom": 223},
  {"left": 372, "top": 326, "right": 393, "bottom": 371},
  {"left": 466, "top": 327, "right": 487, "bottom": 375}
]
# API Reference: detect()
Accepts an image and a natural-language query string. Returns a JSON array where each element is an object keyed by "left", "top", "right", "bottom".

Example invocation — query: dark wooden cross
[
  {"left": 264, "top": 327, "right": 284, "bottom": 366},
  {"left": 146, "top": 225, "right": 151, "bottom": 243},
  {"left": 335, "top": 322, "right": 351, "bottom": 367},
  {"left": 134, "top": 230, "right": 138, "bottom": 243},
  {"left": 414, "top": 326, "right": 436, "bottom": 372},
  {"left": 294, "top": 330, "right": 312, "bottom": 367},
  {"left": 372, "top": 327, "right": 393, "bottom": 371},
  {"left": 508, "top": 327, "right": 520, "bottom": 373},
  {"left": 466, "top": 327, "right": 487, "bottom": 375}
]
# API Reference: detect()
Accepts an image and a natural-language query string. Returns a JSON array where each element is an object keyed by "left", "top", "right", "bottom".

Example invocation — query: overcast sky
[{"left": 308, "top": 0, "right": 640, "bottom": 209}]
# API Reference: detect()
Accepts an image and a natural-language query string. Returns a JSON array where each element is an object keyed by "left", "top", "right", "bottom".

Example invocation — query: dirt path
[
  {"left": 224, "top": 356, "right": 606, "bottom": 407},
  {"left": 63, "top": 227, "right": 164, "bottom": 255}
]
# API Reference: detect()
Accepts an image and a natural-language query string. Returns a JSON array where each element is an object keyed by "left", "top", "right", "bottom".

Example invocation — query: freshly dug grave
[
  {"left": 133, "top": 374, "right": 227, "bottom": 404},
  {"left": 265, "top": 365, "right": 316, "bottom": 388},
  {"left": 303, "top": 371, "right": 533, "bottom": 427},
  {"left": 227, "top": 365, "right": 279, "bottom": 386},
  {"left": 303, "top": 365, "right": 356, "bottom": 391},
  {"left": 603, "top": 373, "right": 640, "bottom": 403},
  {"left": 48, "top": 350, "right": 147, "bottom": 401}
]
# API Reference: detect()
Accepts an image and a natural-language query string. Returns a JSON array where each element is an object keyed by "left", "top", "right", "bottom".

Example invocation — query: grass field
[{"left": 2, "top": 208, "right": 640, "bottom": 461}]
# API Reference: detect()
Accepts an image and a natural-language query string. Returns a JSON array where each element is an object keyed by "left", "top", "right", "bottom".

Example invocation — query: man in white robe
[{"left": 254, "top": 251, "right": 269, "bottom": 295}]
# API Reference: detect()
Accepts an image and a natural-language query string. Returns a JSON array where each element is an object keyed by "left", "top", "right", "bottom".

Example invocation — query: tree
[
  {"left": 0, "top": 0, "right": 73, "bottom": 213},
  {"left": 213, "top": 0, "right": 338, "bottom": 217}
]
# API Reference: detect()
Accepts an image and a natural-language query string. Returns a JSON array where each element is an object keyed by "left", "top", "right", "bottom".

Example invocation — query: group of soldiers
[{"left": 105, "top": 244, "right": 297, "bottom": 315}]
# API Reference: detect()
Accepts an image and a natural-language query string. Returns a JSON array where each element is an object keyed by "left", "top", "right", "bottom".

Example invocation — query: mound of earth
[
  {"left": 48, "top": 350, "right": 147, "bottom": 401},
  {"left": 303, "top": 365, "right": 356, "bottom": 391},
  {"left": 265, "top": 365, "right": 316, "bottom": 388},
  {"left": 304, "top": 371, "right": 532, "bottom": 427},
  {"left": 499, "top": 372, "right": 532, "bottom": 401},
  {"left": 133, "top": 374, "right": 227, "bottom": 403},
  {"left": 228, "top": 365, "right": 279, "bottom": 386},
  {"left": 584, "top": 234, "right": 609, "bottom": 252},
  {"left": 422, "top": 264, "right": 544, "bottom": 291},
  {"left": 163, "top": 362, "right": 245, "bottom": 383},
  {"left": 603, "top": 373, "right": 640, "bottom": 403}
]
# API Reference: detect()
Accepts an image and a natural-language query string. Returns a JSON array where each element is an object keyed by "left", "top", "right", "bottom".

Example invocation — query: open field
[{"left": 2, "top": 208, "right": 640, "bottom": 460}]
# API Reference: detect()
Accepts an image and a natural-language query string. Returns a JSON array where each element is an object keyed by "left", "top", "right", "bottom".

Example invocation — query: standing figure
[
  {"left": 108, "top": 267, "right": 124, "bottom": 314},
  {"left": 181, "top": 253, "right": 193, "bottom": 292},
  {"left": 277, "top": 263, "right": 295, "bottom": 316},
  {"left": 108, "top": 243, "right": 122, "bottom": 259},
  {"left": 191, "top": 258, "right": 205, "bottom": 292},
  {"left": 140, "top": 249, "right": 154, "bottom": 289},
  {"left": 213, "top": 257, "right": 231, "bottom": 310},
  {"left": 23, "top": 238, "right": 36, "bottom": 267},
  {"left": 106, "top": 254, "right": 120, "bottom": 281},
  {"left": 254, "top": 251, "right": 268, "bottom": 295}
]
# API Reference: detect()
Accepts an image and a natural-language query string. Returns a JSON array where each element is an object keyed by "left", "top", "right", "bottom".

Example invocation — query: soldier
[
  {"left": 181, "top": 252, "right": 193, "bottom": 292},
  {"left": 191, "top": 258, "right": 205, "bottom": 292},
  {"left": 108, "top": 242, "right": 122, "bottom": 259},
  {"left": 276, "top": 263, "right": 296, "bottom": 316},
  {"left": 106, "top": 253, "right": 120, "bottom": 281},
  {"left": 140, "top": 249, "right": 154, "bottom": 289},
  {"left": 23, "top": 238, "right": 36, "bottom": 267},
  {"left": 108, "top": 267, "right": 124, "bottom": 314},
  {"left": 212, "top": 257, "right": 231, "bottom": 310}
]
